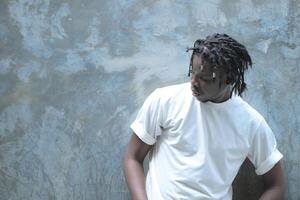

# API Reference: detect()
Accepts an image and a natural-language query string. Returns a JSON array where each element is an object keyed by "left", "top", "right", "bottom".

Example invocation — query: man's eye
[
  {"left": 200, "top": 77, "right": 213, "bottom": 81},
  {"left": 189, "top": 70, "right": 195, "bottom": 74}
]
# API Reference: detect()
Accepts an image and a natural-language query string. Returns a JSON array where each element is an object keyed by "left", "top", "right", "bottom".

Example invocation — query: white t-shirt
[{"left": 130, "top": 82, "right": 283, "bottom": 200}]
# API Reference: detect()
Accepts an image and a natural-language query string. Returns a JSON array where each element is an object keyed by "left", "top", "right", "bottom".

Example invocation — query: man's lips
[{"left": 191, "top": 86, "right": 202, "bottom": 96}]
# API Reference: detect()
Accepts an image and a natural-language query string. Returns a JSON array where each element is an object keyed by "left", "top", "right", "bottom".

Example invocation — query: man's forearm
[
  {"left": 259, "top": 185, "right": 284, "bottom": 200},
  {"left": 123, "top": 158, "right": 148, "bottom": 200}
]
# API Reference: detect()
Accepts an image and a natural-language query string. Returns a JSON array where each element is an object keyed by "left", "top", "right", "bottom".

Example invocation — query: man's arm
[
  {"left": 123, "top": 132, "right": 152, "bottom": 200},
  {"left": 259, "top": 162, "right": 285, "bottom": 200}
]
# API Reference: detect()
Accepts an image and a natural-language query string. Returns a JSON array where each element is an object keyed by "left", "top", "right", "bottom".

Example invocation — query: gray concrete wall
[{"left": 0, "top": 0, "right": 299, "bottom": 199}]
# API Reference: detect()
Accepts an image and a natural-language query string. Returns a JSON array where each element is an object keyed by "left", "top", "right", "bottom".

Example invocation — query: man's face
[{"left": 190, "top": 55, "right": 231, "bottom": 103}]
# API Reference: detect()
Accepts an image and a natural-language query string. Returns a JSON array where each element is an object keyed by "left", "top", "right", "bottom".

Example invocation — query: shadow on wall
[{"left": 232, "top": 158, "right": 264, "bottom": 200}]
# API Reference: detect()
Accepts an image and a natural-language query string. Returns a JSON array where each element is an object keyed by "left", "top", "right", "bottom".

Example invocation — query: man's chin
[{"left": 195, "top": 95, "right": 209, "bottom": 103}]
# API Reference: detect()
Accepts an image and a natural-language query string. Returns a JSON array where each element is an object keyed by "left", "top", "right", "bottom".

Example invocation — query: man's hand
[{"left": 259, "top": 162, "right": 285, "bottom": 200}]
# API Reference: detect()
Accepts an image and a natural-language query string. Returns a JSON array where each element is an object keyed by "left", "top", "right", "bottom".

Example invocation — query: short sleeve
[
  {"left": 130, "top": 89, "right": 164, "bottom": 145},
  {"left": 247, "top": 118, "right": 283, "bottom": 175}
]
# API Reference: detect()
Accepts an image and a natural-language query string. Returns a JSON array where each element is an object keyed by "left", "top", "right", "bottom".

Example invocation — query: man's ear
[
  {"left": 225, "top": 77, "right": 231, "bottom": 85},
  {"left": 225, "top": 74, "right": 235, "bottom": 84}
]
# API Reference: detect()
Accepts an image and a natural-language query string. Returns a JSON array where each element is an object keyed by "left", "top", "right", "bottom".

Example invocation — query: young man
[{"left": 123, "top": 33, "right": 285, "bottom": 200}]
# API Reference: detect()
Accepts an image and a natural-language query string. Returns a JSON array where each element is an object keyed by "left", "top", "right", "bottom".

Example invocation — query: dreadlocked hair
[{"left": 186, "top": 33, "right": 252, "bottom": 97}]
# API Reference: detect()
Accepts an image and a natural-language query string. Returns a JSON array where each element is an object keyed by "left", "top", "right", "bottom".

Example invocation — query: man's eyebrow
[
  {"left": 192, "top": 69, "right": 213, "bottom": 76},
  {"left": 200, "top": 73, "right": 214, "bottom": 78}
]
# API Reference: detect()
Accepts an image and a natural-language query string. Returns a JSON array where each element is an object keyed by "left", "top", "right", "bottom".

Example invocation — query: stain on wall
[{"left": 0, "top": 0, "right": 299, "bottom": 199}]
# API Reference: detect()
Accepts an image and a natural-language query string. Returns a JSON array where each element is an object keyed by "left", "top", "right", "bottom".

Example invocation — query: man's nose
[
  {"left": 191, "top": 76, "right": 202, "bottom": 88},
  {"left": 191, "top": 76, "right": 198, "bottom": 86}
]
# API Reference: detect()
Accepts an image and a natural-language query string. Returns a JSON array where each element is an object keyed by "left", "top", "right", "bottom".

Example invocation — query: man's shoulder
[
  {"left": 154, "top": 82, "right": 189, "bottom": 99},
  {"left": 236, "top": 98, "right": 265, "bottom": 123},
  {"left": 156, "top": 82, "right": 190, "bottom": 95}
]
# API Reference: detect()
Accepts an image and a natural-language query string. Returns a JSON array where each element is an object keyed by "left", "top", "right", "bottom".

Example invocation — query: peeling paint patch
[
  {"left": 193, "top": 1, "right": 228, "bottom": 27},
  {"left": 16, "top": 61, "right": 41, "bottom": 82},
  {"left": 85, "top": 17, "right": 102, "bottom": 47},
  {"left": 55, "top": 50, "right": 86, "bottom": 75},
  {"left": 281, "top": 44, "right": 300, "bottom": 59},
  {"left": 36, "top": 106, "right": 73, "bottom": 199},
  {"left": 133, "top": 1, "right": 188, "bottom": 38},
  {"left": 8, "top": 0, "right": 52, "bottom": 58},
  {"left": 0, "top": 58, "right": 14, "bottom": 74},
  {"left": 0, "top": 100, "right": 32, "bottom": 138},
  {"left": 254, "top": 38, "right": 272, "bottom": 54},
  {"left": 50, "top": 3, "right": 70, "bottom": 40},
  {"left": 0, "top": 24, "right": 9, "bottom": 44}
]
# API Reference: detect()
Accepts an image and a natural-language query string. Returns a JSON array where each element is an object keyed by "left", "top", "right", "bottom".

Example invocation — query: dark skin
[
  {"left": 123, "top": 133, "right": 152, "bottom": 200},
  {"left": 190, "top": 54, "right": 231, "bottom": 103},
  {"left": 123, "top": 54, "right": 285, "bottom": 199}
]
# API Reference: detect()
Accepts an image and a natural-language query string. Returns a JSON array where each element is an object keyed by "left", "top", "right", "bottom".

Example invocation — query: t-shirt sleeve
[
  {"left": 247, "top": 117, "right": 283, "bottom": 175},
  {"left": 130, "top": 88, "right": 164, "bottom": 145}
]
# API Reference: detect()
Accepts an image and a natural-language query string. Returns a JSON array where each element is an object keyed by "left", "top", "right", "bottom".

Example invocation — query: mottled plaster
[{"left": 0, "top": 0, "right": 299, "bottom": 199}]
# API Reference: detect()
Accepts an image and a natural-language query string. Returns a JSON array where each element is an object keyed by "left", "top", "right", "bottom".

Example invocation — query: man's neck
[{"left": 210, "top": 87, "right": 231, "bottom": 103}]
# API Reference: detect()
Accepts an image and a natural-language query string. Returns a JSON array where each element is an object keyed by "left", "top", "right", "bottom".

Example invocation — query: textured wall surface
[{"left": 0, "top": 0, "right": 299, "bottom": 199}]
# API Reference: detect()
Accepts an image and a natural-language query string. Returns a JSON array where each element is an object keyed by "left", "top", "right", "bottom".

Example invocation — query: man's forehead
[
  {"left": 192, "top": 56, "right": 215, "bottom": 73},
  {"left": 192, "top": 55, "right": 228, "bottom": 77}
]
